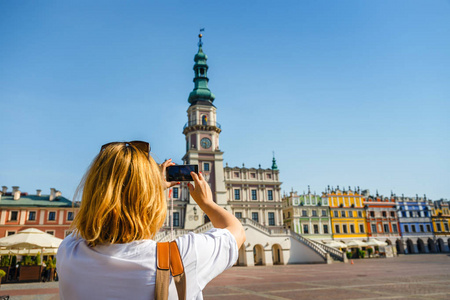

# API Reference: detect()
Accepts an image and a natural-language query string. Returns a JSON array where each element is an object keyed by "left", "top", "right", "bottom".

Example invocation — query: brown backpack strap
[
  {"left": 169, "top": 241, "right": 186, "bottom": 300},
  {"left": 155, "top": 241, "right": 186, "bottom": 300},
  {"left": 155, "top": 242, "right": 170, "bottom": 300}
]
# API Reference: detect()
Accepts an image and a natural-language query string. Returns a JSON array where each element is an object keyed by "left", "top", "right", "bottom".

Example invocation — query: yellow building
[
  {"left": 431, "top": 200, "right": 450, "bottom": 252},
  {"left": 322, "top": 186, "right": 368, "bottom": 242}
]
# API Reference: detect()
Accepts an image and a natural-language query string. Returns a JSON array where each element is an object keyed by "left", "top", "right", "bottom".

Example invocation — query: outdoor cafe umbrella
[
  {"left": 324, "top": 241, "right": 348, "bottom": 248},
  {"left": 366, "top": 239, "right": 388, "bottom": 247},
  {"left": 0, "top": 228, "right": 62, "bottom": 249},
  {"left": 346, "top": 240, "right": 368, "bottom": 248}
]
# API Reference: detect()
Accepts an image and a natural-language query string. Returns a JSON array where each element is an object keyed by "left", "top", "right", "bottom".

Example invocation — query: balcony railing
[{"left": 183, "top": 121, "right": 221, "bottom": 130}]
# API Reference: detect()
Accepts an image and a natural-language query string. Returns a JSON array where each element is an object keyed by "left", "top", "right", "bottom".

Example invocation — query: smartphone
[{"left": 166, "top": 165, "right": 198, "bottom": 182}]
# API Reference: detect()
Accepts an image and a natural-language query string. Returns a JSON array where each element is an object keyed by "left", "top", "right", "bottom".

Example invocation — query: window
[
  {"left": 390, "top": 211, "right": 395, "bottom": 217},
  {"left": 314, "top": 224, "right": 319, "bottom": 234},
  {"left": 252, "top": 212, "right": 259, "bottom": 222},
  {"left": 251, "top": 190, "right": 257, "bottom": 200},
  {"left": 411, "top": 225, "right": 416, "bottom": 233},
  {"left": 250, "top": 173, "right": 256, "bottom": 179},
  {"left": 343, "top": 224, "right": 348, "bottom": 234},
  {"left": 341, "top": 211, "right": 346, "bottom": 217},
  {"left": 334, "top": 211, "right": 338, "bottom": 217},
  {"left": 173, "top": 212, "right": 180, "bottom": 226},
  {"left": 173, "top": 187, "right": 179, "bottom": 199},
  {"left": 384, "top": 224, "right": 389, "bottom": 233},
  {"left": 358, "top": 211, "right": 362, "bottom": 218},
  {"left": 382, "top": 211, "right": 387, "bottom": 218},
  {"left": 371, "top": 224, "right": 377, "bottom": 233},
  {"left": 370, "top": 211, "right": 375, "bottom": 218},
  {"left": 426, "top": 224, "right": 431, "bottom": 232},
  {"left": 46, "top": 231, "right": 55, "bottom": 236},
  {"left": 48, "top": 211, "right": 56, "bottom": 221},
  {"left": 302, "top": 210, "right": 307, "bottom": 217},
  {"left": 268, "top": 212, "right": 275, "bottom": 226},
  {"left": 267, "top": 190, "right": 273, "bottom": 201},
  {"left": 10, "top": 211, "right": 18, "bottom": 221},
  {"left": 6, "top": 231, "right": 15, "bottom": 236},
  {"left": 404, "top": 225, "right": 409, "bottom": 233},
  {"left": 234, "top": 172, "right": 239, "bottom": 178},
  {"left": 288, "top": 212, "right": 290, "bottom": 218},
  {"left": 359, "top": 224, "right": 365, "bottom": 233},
  {"left": 335, "top": 224, "right": 340, "bottom": 234},
  {"left": 266, "top": 174, "right": 272, "bottom": 179},
  {"left": 234, "top": 189, "right": 240, "bottom": 200},
  {"left": 445, "top": 222, "right": 449, "bottom": 232},
  {"left": 203, "top": 163, "right": 210, "bottom": 172},
  {"left": 419, "top": 224, "right": 424, "bottom": 232},
  {"left": 436, "top": 223, "right": 442, "bottom": 232},
  {"left": 350, "top": 224, "right": 355, "bottom": 233},
  {"left": 322, "top": 210, "right": 327, "bottom": 217},
  {"left": 323, "top": 224, "right": 329, "bottom": 234},
  {"left": 392, "top": 224, "right": 398, "bottom": 233},
  {"left": 312, "top": 210, "right": 317, "bottom": 217},
  {"left": 28, "top": 211, "right": 36, "bottom": 221},
  {"left": 303, "top": 224, "right": 309, "bottom": 234},
  {"left": 67, "top": 212, "right": 74, "bottom": 221},
  {"left": 235, "top": 212, "right": 242, "bottom": 219}
]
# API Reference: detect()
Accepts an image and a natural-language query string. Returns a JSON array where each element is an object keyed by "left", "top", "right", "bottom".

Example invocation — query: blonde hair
[{"left": 72, "top": 142, "right": 166, "bottom": 246}]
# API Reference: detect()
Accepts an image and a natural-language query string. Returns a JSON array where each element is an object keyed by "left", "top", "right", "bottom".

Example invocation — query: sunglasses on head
[{"left": 100, "top": 141, "right": 151, "bottom": 156}]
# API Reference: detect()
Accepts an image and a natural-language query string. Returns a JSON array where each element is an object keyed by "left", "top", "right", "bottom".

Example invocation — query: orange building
[
  {"left": 363, "top": 192, "right": 401, "bottom": 248},
  {"left": 0, "top": 186, "right": 78, "bottom": 239}
]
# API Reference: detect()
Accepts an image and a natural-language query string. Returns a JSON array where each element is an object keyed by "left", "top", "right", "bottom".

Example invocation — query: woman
[{"left": 56, "top": 141, "right": 245, "bottom": 299}]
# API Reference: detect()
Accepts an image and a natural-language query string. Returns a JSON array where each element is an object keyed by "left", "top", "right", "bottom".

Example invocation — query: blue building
[{"left": 396, "top": 195, "right": 435, "bottom": 254}]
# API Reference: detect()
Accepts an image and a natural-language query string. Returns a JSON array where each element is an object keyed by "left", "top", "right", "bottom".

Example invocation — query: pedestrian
[{"left": 56, "top": 141, "right": 245, "bottom": 299}]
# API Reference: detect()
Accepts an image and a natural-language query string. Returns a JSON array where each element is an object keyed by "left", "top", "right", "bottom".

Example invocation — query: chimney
[
  {"left": 49, "top": 188, "right": 56, "bottom": 201},
  {"left": 12, "top": 186, "right": 20, "bottom": 201},
  {"left": 55, "top": 190, "right": 62, "bottom": 198},
  {"left": 1, "top": 186, "right": 7, "bottom": 194},
  {"left": 36, "top": 189, "right": 42, "bottom": 197}
]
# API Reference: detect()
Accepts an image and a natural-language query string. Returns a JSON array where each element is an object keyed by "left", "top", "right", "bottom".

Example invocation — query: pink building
[{"left": 0, "top": 186, "right": 79, "bottom": 239}]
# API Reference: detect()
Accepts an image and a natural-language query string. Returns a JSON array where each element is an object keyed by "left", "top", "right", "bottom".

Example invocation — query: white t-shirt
[{"left": 56, "top": 228, "right": 238, "bottom": 300}]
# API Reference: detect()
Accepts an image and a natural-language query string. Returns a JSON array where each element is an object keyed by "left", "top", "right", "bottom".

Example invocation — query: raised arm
[{"left": 188, "top": 172, "right": 246, "bottom": 248}]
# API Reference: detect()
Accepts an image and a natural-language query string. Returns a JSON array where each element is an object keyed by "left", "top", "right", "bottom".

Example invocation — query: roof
[{"left": 0, "top": 194, "right": 75, "bottom": 208}]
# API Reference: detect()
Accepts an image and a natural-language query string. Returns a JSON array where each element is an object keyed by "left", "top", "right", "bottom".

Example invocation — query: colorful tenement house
[
  {"left": 0, "top": 186, "right": 78, "bottom": 239},
  {"left": 363, "top": 191, "right": 401, "bottom": 248},
  {"left": 323, "top": 186, "right": 368, "bottom": 243},
  {"left": 395, "top": 195, "right": 434, "bottom": 254},
  {"left": 431, "top": 200, "right": 450, "bottom": 252},
  {"left": 282, "top": 188, "right": 332, "bottom": 240}
]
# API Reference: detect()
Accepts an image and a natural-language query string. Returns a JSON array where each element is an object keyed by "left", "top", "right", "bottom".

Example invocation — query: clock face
[{"left": 200, "top": 137, "right": 212, "bottom": 149}]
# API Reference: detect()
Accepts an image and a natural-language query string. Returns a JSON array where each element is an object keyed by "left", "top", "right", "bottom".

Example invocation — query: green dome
[
  {"left": 188, "top": 88, "right": 215, "bottom": 104},
  {"left": 195, "top": 48, "right": 207, "bottom": 61}
]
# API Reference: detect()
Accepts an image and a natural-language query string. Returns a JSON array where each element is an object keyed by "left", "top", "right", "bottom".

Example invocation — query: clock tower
[{"left": 182, "top": 33, "right": 229, "bottom": 229}]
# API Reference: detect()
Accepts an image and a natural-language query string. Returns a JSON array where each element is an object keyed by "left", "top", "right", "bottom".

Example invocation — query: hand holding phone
[{"left": 166, "top": 165, "right": 199, "bottom": 182}]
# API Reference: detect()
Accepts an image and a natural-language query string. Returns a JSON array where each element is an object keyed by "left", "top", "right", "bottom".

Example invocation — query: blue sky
[{"left": 1, "top": 0, "right": 449, "bottom": 200}]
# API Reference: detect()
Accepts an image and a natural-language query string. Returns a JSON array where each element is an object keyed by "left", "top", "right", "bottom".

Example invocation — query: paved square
[
  {"left": 203, "top": 254, "right": 450, "bottom": 299},
  {"left": 1, "top": 254, "right": 449, "bottom": 299}
]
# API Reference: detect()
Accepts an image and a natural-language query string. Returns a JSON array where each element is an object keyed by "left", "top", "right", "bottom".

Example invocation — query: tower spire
[
  {"left": 188, "top": 30, "right": 215, "bottom": 105},
  {"left": 271, "top": 151, "right": 278, "bottom": 170}
]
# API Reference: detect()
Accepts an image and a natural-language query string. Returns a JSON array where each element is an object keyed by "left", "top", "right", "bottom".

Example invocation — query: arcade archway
[
  {"left": 406, "top": 239, "right": 415, "bottom": 254},
  {"left": 253, "top": 244, "right": 265, "bottom": 266},
  {"left": 417, "top": 239, "right": 426, "bottom": 253},
  {"left": 272, "top": 244, "right": 283, "bottom": 265}
]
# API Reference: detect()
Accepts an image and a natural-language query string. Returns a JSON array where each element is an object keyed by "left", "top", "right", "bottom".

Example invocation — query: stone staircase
[
  {"left": 309, "top": 239, "right": 348, "bottom": 263},
  {"left": 289, "top": 231, "right": 332, "bottom": 263}
]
